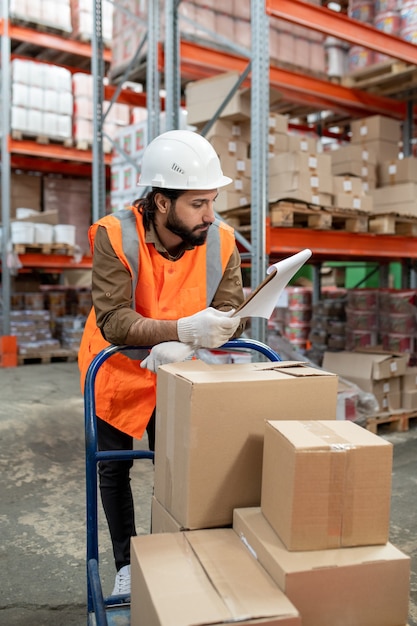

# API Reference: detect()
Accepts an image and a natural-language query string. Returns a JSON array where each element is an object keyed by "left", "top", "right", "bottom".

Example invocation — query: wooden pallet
[
  {"left": 18, "top": 348, "right": 78, "bottom": 365},
  {"left": 366, "top": 409, "right": 417, "bottom": 435},
  {"left": 13, "top": 243, "right": 75, "bottom": 255},
  {"left": 368, "top": 213, "right": 417, "bottom": 236},
  {"left": 269, "top": 200, "right": 369, "bottom": 232},
  {"left": 341, "top": 60, "right": 417, "bottom": 95},
  {"left": 75, "top": 138, "right": 113, "bottom": 153},
  {"left": 11, "top": 129, "right": 73, "bottom": 148}
]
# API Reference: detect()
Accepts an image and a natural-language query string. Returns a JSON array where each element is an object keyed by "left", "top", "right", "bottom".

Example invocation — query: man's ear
[{"left": 154, "top": 192, "right": 170, "bottom": 214}]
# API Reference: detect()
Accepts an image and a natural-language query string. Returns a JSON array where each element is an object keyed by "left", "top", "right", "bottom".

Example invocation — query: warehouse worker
[{"left": 78, "top": 129, "right": 245, "bottom": 598}]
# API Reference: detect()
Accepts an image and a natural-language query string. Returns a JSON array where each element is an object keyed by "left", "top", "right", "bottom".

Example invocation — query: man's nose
[{"left": 203, "top": 201, "right": 216, "bottom": 223}]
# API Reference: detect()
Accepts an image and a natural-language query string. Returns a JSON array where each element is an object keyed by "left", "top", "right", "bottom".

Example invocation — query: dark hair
[{"left": 133, "top": 188, "right": 186, "bottom": 230}]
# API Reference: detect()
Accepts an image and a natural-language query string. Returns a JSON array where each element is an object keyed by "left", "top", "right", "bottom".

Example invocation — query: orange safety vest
[{"left": 78, "top": 206, "right": 236, "bottom": 439}]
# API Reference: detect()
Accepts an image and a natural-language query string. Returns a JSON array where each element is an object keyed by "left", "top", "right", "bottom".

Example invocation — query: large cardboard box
[
  {"left": 155, "top": 360, "right": 338, "bottom": 530},
  {"left": 379, "top": 157, "right": 417, "bottom": 186},
  {"left": 269, "top": 151, "right": 332, "bottom": 180},
  {"left": 330, "top": 144, "right": 377, "bottom": 165},
  {"left": 185, "top": 72, "right": 251, "bottom": 124},
  {"left": 131, "top": 529, "right": 301, "bottom": 626},
  {"left": 371, "top": 182, "right": 417, "bottom": 216},
  {"left": 323, "top": 350, "right": 408, "bottom": 388},
  {"left": 350, "top": 115, "right": 402, "bottom": 144},
  {"left": 233, "top": 508, "right": 410, "bottom": 626},
  {"left": 261, "top": 420, "right": 393, "bottom": 550}
]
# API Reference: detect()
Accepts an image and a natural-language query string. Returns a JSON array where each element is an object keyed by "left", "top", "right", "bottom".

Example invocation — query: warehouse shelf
[
  {"left": 11, "top": 252, "right": 92, "bottom": 272},
  {"left": 266, "top": 0, "right": 417, "bottom": 66},
  {"left": 265, "top": 221, "right": 417, "bottom": 263},
  {"left": 175, "top": 40, "right": 411, "bottom": 122},
  {"left": 0, "top": 19, "right": 111, "bottom": 67}
]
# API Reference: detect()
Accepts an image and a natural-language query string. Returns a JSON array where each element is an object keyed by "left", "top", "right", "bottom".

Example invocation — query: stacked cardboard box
[
  {"left": 232, "top": 419, "right": 410, "bottom": 626},
  {"left": 152, "top": 360, "right": 338, "bottom": 531},
  {"left": 322, "top": 349, "right": 408, "bottom": 413},
  {"left": 130, "top": 359, "right": 338, "bottom": 625}
]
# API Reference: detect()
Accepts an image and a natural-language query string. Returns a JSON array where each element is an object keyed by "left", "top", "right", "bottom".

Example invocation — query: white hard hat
[{"left": 137, "top": 129, "right": 232, "bottom": 190}]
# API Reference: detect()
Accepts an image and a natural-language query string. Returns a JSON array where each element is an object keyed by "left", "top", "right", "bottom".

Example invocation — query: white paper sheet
[{"left": 234, "top": 249, "right": 312, "bottom": 319}]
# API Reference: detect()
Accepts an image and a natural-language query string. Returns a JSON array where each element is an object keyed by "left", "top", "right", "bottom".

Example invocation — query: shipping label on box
[
  {"left": 261, "top": 420, "right": 393, "bottom": 550},
  {"left": 233, "top": 507, "right": 410, "bottom": 626},
  {"left": 155, "top": 360, "right": 338, "bottom": 530}
]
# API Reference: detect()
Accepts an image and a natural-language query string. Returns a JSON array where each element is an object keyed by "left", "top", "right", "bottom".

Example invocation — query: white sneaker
[{"left": 111, "top": 564, "right": 131, "bottom": 597}]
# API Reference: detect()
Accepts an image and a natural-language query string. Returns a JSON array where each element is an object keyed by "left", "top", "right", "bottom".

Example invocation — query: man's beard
[{"left": 166, "top": 205, "right": 210, "bottom": 246}]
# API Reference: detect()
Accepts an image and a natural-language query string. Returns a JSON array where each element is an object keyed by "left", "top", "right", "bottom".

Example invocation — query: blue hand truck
[{"left": 84, "top": 338, "right": 281, "bottom": 626}]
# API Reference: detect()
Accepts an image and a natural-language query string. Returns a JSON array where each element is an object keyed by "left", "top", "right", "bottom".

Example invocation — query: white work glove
[
  {"left": 177, "top": 307, "right": 241, "bottom": 349},
  {"left": 140, "top": 341, "right": 195, "bottom": 373}
]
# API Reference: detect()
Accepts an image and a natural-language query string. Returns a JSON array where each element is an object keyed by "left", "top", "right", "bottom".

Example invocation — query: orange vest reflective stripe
[{"left": 78, "top": 206, "right": 236, "bottom": 439}]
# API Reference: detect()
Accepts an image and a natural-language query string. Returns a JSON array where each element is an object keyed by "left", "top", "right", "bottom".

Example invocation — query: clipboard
[{"left": 234, "top": 249, "right": 312, "bottom": 319}]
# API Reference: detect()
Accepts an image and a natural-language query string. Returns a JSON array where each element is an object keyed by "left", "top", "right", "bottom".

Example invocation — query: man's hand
[
  {"left": 140, "top": 341, "right": 195, "bottom": 373},
  {"left": 177, "top": 307, "right": 241, "bottom": 349}
]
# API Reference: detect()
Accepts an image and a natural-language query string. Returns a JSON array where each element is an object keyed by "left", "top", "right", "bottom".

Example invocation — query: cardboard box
[
  {"left": 350, "top": 115, "right": 402, "bottom": 144},
  {"left": 379, "top": 157, "right": 417, "bottom": 186},
  {"left": 269, "top": 171, "right": 333, "bottom": 196},
  {"left": 2, "top": 173, "right": 42, "bottom": 218},
  {"left": 269, "top": 112, "right": 289, "bottom": 134},
  {"left": 322, "top": 350, "right": 408, "bottom": 391},
  {"left": 233, "top": 507, "right": 410, "bottom": 626},
  {"left": 402, "top": 366, "right": 417, "bottom": 391},
  {"left": 402, "top": 389, "right": 417, "bottom": 410},
  {"left": 331, "top": 160, "right": 377, "bottom": 186},
  {"left": 131, "top": 529, "right": 301, "bottom": 626},
  {"left": 151, "top": 496, "right": 184, "bottom": 533},
  {"left": 371, "top": 182, "right": 417, "bottom": 216},
  {"left": 334, "top": 192, "right": 373, "bottom": 212},
  {"left": 209, "top": 135, "right": 249, "bottom": 159},
  {"left": 185, "top": 71, "right": 251, "bottom": 124},
  {"left": 215, "top": 190, "right": 250, "bottom": 213},
  {"left": 332, "top": 174, "right": 364, "bottom": 195},
  {"left": 201, "top": 118, "right": 251, "bottom": 143},
  {"left": 261, "top": 420, "right": 393, "bottom": 550},
  {"left": 287, "top": 134, "right": 318, "bottom": 153},
  {"left": 269, "top": 151, "right": 332, "bottom": 179},
  {"left": 330, "top": 144, "right": 377, "bottom": 165},
  {"left": 155, "top": 360, "right": 338, "bottom": 529},
  {"left": 363, "top": 139, "right": 399, "bottom": 164}
]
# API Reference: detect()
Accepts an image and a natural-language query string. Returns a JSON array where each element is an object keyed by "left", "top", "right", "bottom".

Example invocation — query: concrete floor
[{"left": 0, "top": 360, "right": 416, "bottom": 626}]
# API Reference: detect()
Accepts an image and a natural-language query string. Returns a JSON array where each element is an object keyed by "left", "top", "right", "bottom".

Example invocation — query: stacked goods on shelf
[
  {"left": 5, "top": 292, "right": 61, "bottom": 358},
  {"left": 110, "top": 0, "right": 326, "bottom": 80},
  {"left": 0, "top": 172, "right": 41, "bottom": 218},
  {"left": 379, "top": 289, "right": 417, "bottom": 354},
  {"left": 233, "top": 421, "right": 410, "bottom": 626},
  {"left": 347, "top": 0, "right": 401, "bottom": 69},
  {"left": 345, "top": 288, "right": 379, "bottom": 350},
  {"left": 9, "top": 0, "right": 72, "bottom": 32},
  {"left": 307, "top": 289, "right": 347, "bottom": 365},
  {"left": 11, "top": 59, "right": 73, "bottom": 142},
  {"left": 72, "top": 73, "right": 131, "bottom": 151},
  {"left": 400, "top": 0, "right": 417, "bottom": 44},
  {"left": 347, "top": 0, "right": 375, "bottom": 70},
  {"left": 70, "top": 0, "right": 113, "bottom": 44},
  {"left": 5, "top": 288, "right": 89, "bottom": 358},
  {"left": 283, "top": 287, "right": 312, "bottom": 353},
  {"left": 43, "top": 177, "right": 91, "bottom": 255},
  {"left": 268, "top": 150, "right": 333, "bottom": 207}
]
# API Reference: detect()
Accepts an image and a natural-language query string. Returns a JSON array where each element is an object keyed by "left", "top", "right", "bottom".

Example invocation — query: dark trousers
[{"left": 97, "top": 410, "right": 155, "bottom": 572}]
